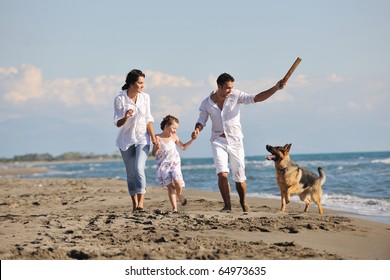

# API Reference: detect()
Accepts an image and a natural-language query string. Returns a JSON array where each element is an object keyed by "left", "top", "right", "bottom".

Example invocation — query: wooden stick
[{"left": 282, "top": 57, "right": 302, "bottom": 84}]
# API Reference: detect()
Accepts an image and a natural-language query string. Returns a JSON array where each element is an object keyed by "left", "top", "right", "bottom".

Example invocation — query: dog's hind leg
[
  {"left": 299, "top": 192, "right": 311, "bottom": 212},
  {"left": 314, "top": 199, "right": 323, "bottom": 214},
  {"left": 311, "top": 192, "right": 324, "bottom": 214},
  {"left": 317, "top": 203, "right": 324, "bottom": 214}
]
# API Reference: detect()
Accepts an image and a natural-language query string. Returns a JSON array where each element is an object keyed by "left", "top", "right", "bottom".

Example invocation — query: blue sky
[{"left": 0, "top": 0, "right": 389, "bottom": 158}]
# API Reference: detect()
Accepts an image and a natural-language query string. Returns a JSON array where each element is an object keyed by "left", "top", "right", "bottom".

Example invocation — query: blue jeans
[{"left": 120, "top": 144, "right": 150, "bottom": 196}]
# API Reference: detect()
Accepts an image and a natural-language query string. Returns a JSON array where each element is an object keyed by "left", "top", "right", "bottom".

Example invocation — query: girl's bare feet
[{"left": 178, "top": 195, "right": 187, "bottom": 206}]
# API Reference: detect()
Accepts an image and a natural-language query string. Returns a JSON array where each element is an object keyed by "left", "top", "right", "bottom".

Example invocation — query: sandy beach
[{"left": 0, "top": 174, "right": 389, "bottom": 260}]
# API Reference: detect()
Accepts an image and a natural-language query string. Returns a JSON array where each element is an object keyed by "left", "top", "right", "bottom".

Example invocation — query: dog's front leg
[
  {"left": 286, "top": 191, "right": 291, "bottom": 204},
  {"left": 286, "top": 187, "right": 294, "bottom": 204},
  {"left": 286, "top": 184, "right": 301, "bottom": 204},
  {"left": 280, "top": 191, "right": 287, "bottom": 213}
]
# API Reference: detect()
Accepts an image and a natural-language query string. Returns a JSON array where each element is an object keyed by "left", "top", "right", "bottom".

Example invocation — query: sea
[{"left": 4, "top": 151, "right": 390, "bottom": 224}]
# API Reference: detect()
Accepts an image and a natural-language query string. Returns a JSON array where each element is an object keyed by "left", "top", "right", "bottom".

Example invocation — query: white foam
[
  {"left": 372, "top": 158, "right": 390, "bottom": 164},
  {"left": 248, "top": 192, "right": 390, "bottom": 223},
  {"left": 322, "top": 193, "right": 390, "bottom": 216}
]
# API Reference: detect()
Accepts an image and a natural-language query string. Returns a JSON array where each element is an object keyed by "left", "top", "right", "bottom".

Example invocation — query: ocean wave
[
  {"left": 322, "top": 194, "right": 390, "bottom": 218},
  {"left": 245, "top": 159, "right": 274, "bottom": 168},
  {"left": 248, "top": 192, "right": 280, "bottom": 200},
  {"left": 247, "top": 192, "right": 390, "bottom": 223},
  {"left": 372, "top": 158, "right": 390, "bottom": 164},
  {"left": 44, "top": 170, "right": 85, "bottom": 176},
  {"left": 300, "top": 160, "right": 362, "bottom": 168},
  {"left": 181, "top": 164, "right": 215, "bottom": 170}
]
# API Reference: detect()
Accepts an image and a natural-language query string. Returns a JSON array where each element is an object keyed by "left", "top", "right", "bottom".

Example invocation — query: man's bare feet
[{"left": 220, "top": 206, "right": 232, "bottom": 213}]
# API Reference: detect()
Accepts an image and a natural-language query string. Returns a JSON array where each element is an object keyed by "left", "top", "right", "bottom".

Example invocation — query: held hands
[
  {"left": 191, "top": 128, "right": 200, "bottom": 140},
  {"left": 151, "top": 137, "right": 160, "bottom": 156},
  {"left": 152, "top": 138, "right": 160, "bottom": 149}
]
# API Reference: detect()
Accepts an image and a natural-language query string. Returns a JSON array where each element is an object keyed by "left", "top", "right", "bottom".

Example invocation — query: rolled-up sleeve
[
  {"left": 196, "top": 98, "right": 209, "bottom": 127},
  {"left": 113, "top": 94, "right": 125, "bottom": 125},
  {"left": 144, "top": 94, "right": 154, "bottom": 124},
  {"left": 237, "top": 90, "right": 255, "bottom": 105}
]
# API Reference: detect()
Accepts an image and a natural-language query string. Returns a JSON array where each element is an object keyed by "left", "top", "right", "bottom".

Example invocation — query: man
[{"left": 192, "top": 73, "right": 285, "bottom": 213}]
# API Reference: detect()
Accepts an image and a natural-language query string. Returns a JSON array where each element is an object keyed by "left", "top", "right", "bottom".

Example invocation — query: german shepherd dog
[{"left": 266, "top": 144, "right": 326, "bottom": 214}]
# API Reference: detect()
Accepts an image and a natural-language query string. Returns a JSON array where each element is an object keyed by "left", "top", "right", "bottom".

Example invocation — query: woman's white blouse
[{"left": 114, "top": 90, "right": 154, "bottom": 151}]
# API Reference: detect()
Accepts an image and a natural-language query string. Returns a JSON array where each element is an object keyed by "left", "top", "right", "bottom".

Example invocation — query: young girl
[{"left": 152, "top": 115, "right": 196, "bottom": 212}]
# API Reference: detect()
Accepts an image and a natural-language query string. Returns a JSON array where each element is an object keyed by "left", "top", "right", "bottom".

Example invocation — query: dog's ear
[{"left": 286, "top": 143, "right": 292, "bottom": 152}]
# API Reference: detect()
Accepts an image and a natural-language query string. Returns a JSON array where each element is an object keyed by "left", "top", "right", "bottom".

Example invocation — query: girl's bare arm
[{"left": 175, "top": 135, "right": 195, "bottom": 151}]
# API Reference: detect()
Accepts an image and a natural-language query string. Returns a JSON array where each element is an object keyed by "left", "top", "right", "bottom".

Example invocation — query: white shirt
[
  {"left": 197, "top": 89, "right": 255, "bottom": 148},
  {"left": 114, "top": 90, "right": 154, "bottom": 151}
]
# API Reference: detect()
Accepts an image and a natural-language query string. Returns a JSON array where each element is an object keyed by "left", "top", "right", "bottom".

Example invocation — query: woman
[{"left": 113, "top": 69, "right": 158, "bottom": 212}]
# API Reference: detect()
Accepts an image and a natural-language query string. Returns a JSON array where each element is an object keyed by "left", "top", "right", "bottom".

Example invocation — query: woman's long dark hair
[{"left": 122, "top": 69, "right": 145, "bottom": 90}]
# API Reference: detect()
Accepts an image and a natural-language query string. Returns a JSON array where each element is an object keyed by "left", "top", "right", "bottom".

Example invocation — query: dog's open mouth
[
  {"left": 265, "top": 145, "right": 276, "bottom": 161},
  {"left": 266, "top": 155, "right": 275, "bottom": 161}
]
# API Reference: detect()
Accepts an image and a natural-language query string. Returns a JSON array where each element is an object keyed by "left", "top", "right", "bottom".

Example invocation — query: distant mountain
[{"left": 0, "top": 152, "right": 120, "bottom": 163}]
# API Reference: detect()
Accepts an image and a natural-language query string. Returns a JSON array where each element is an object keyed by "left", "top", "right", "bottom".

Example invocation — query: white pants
[{"left": 211, "top": 137, "right": 246, "bottom": 183}]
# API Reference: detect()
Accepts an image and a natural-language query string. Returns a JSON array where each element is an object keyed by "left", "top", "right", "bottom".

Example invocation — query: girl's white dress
[{"left": 156, "top": 139, "right": 185, "bottom": 187}]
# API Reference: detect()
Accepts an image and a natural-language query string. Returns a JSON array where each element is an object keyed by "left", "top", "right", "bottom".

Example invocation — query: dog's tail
[{"left": 318, "top": 167, "right": 326, "bottom": 186}]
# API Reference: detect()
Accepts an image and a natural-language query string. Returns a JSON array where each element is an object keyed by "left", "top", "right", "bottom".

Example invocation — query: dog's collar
[
  {"left": 279, "top": 167, "right": 288, "bottom": 172},
  {"left": 279, "top": 165, "right": 299, "bottom": 175}
]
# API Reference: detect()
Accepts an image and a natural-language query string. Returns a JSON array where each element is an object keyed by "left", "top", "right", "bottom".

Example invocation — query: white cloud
[
  {"left": 0, "top": 64, "right": 44, "bottom": 102},
  {"left": 0, "top": 66, "right": 201, "bottom": 109},
  {"left": 2, "top": 64, "right": 386, "bottom": 123},
  {"left": 207, "top": 74, "right": 217, "bottom": 87},
  {"left": 294, "top": 74, "right": 310, "bottom": 87},
  {"left": 328, "top": 73, "right": 345, "bottom": 83},
  {"left": 347, "top": 101, "right": 360, "bottom": 111},
  {"left": 45, "top": 76, "right": 121, "bottom": 107},
  {"left": 279, "top": 73, "right": 347, "bottom": 91},
  {"left": 0, "top": 67, "right": 18, "bottom": 76},
  {"left": 0, "top": 65, "right": 123, "bottom": 107},
  {"left": 145, "top": 71, "right": 192, "bottom": 88}
]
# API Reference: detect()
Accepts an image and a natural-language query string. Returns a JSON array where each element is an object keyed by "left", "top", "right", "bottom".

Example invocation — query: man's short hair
[{"left": 217, "top": 73, "right": 235, "bottom": 87}]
